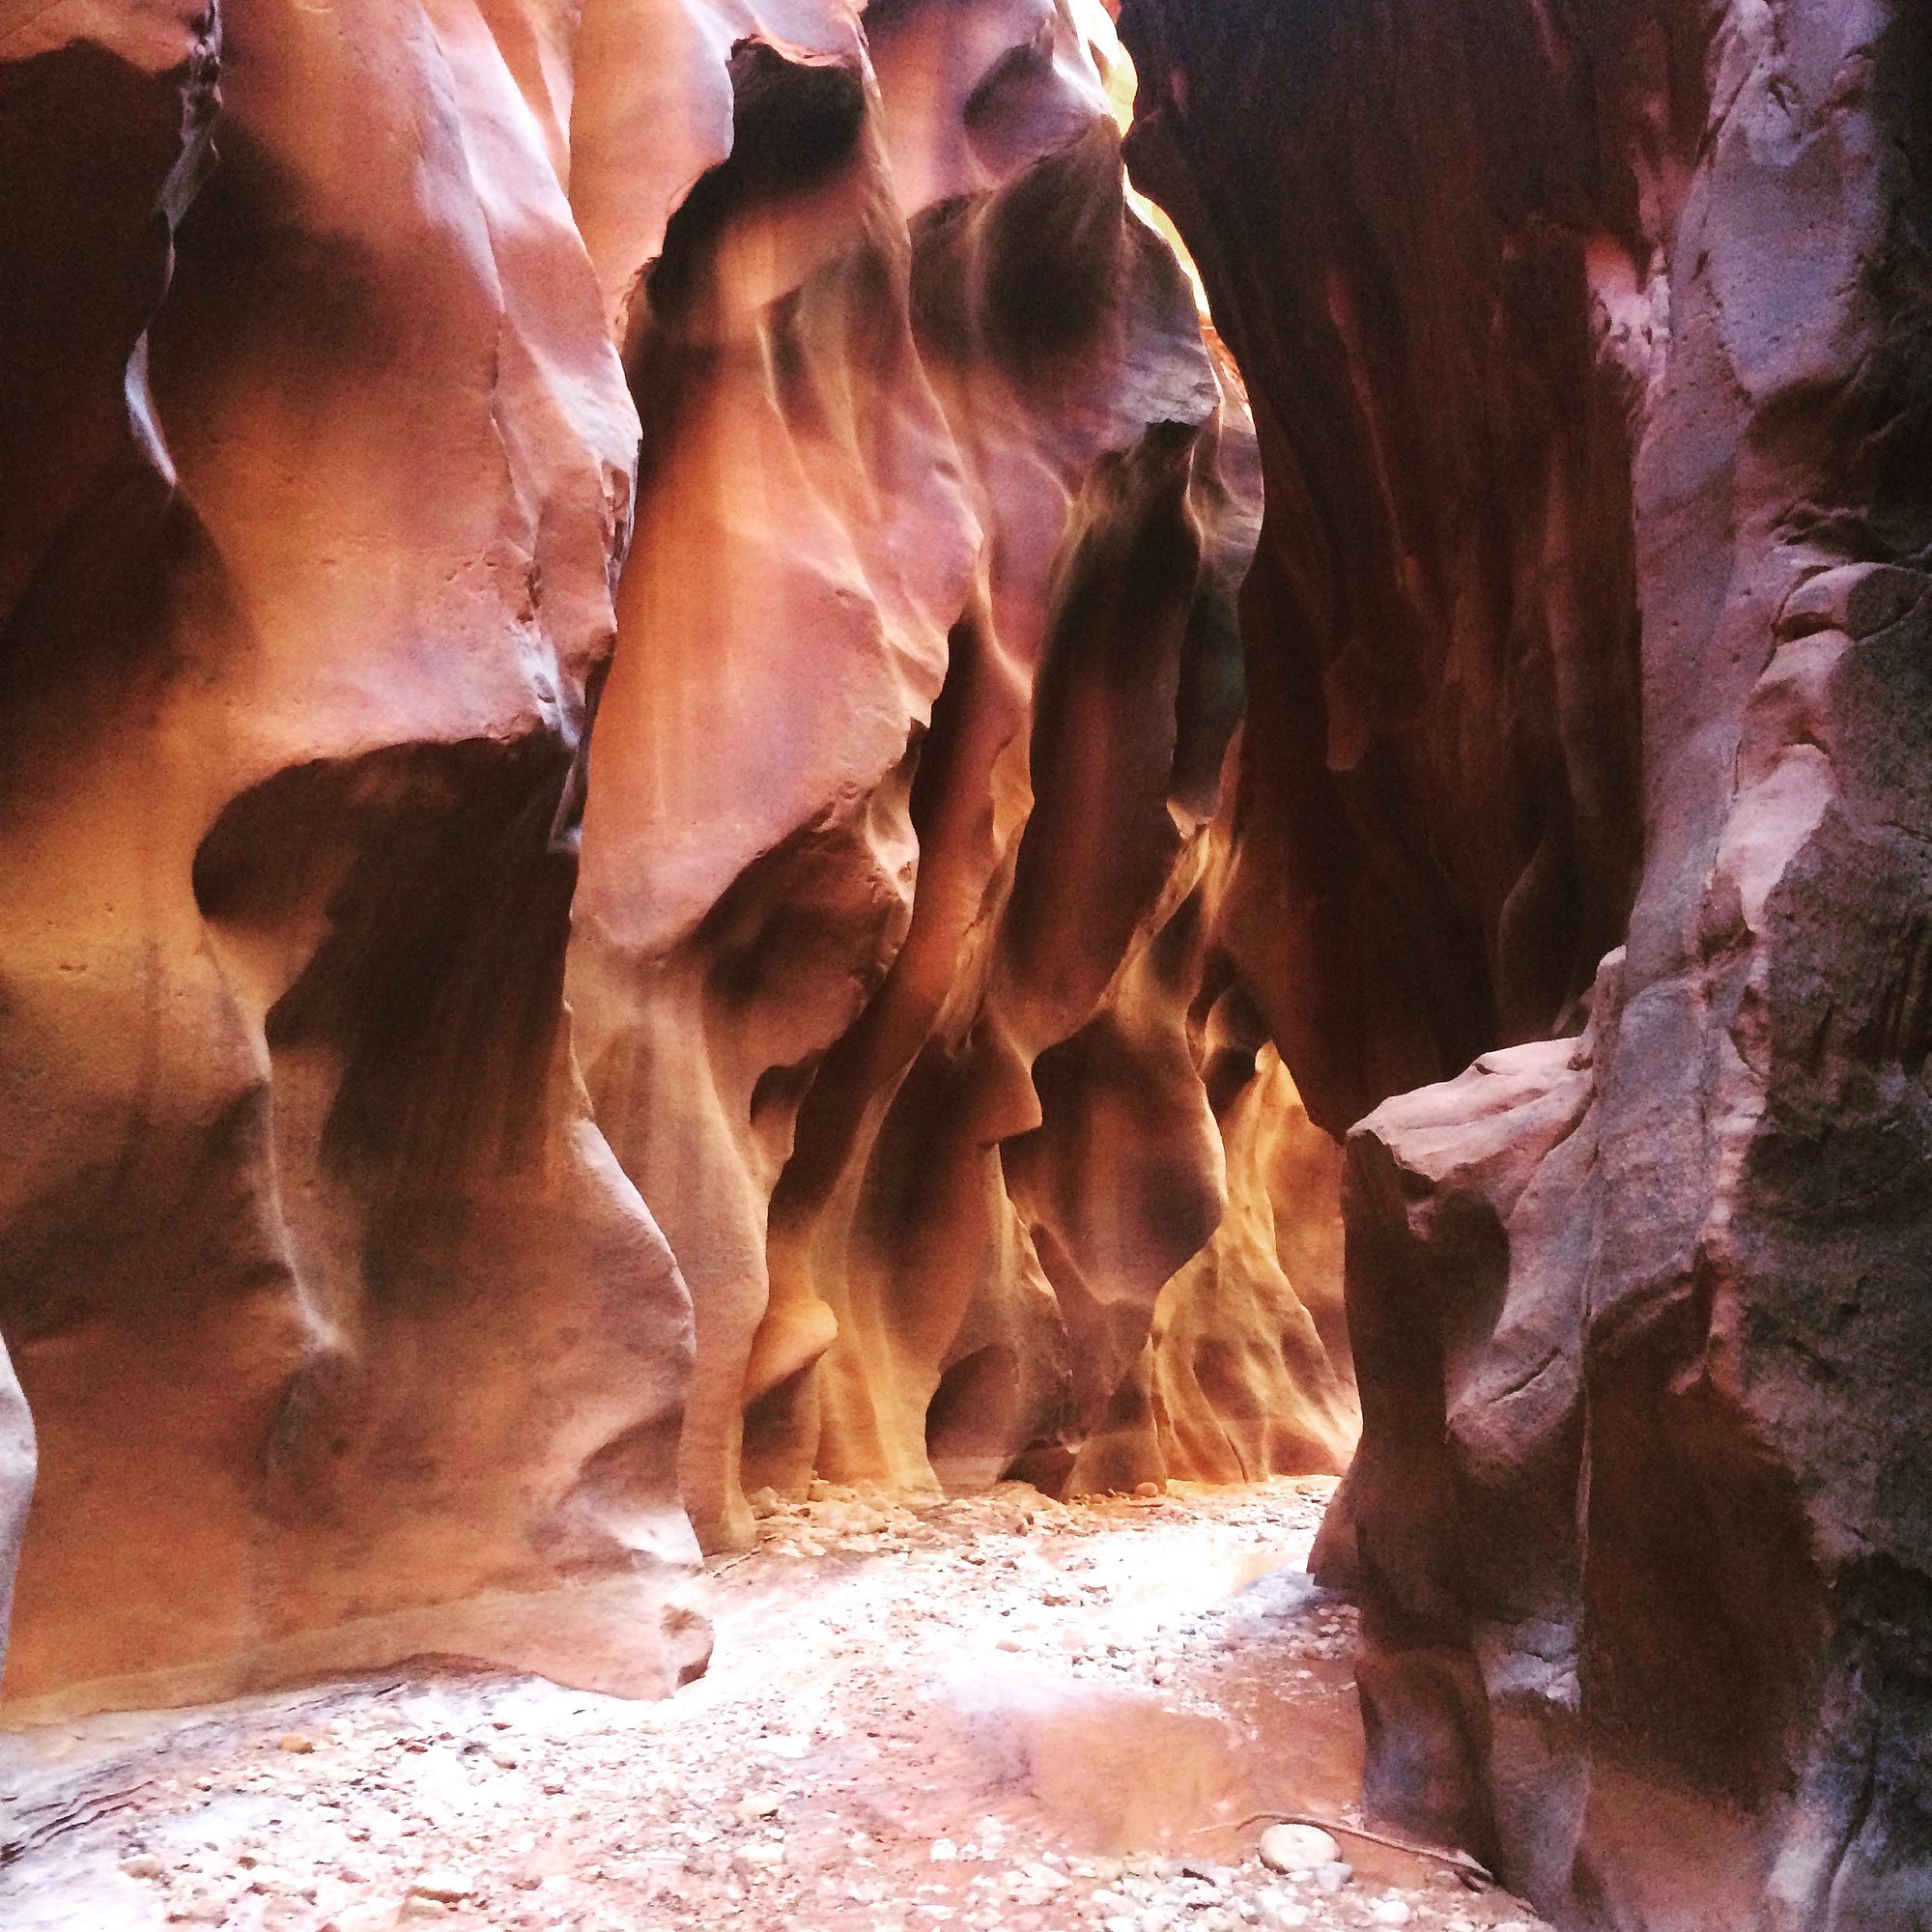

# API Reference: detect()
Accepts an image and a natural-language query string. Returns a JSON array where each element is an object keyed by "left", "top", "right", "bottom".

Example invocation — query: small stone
[
  {"left": 1369, "top": 1899, "right": 1413, "bottom": 1925},
  {"left": 995, "top": 1635, "right": 1023, "bottom": 1652},
  {"left": 1257, "top": 1825, "right": 1340, "bottom": 1875},
  {"left": 278, "top": 1733, "right": 316, "bottom": 1754},
  {"left": 120, "top": 1854, "right": 164, "bottom": 1880},
  {"left": 931, "top": 1838, "right": 959, "bottom": 1861},
  {"left": 410, "top": 1871, "right": 476, "bottom": 1904},
  {"left": 400, "top": 1901, "right": 448, "bottom": 1920},
  {"left": 1259, "top": 1906, "right": 1310, "bottom": 1931},
  {"left": 1311, "top": 1861, "right": 1353, "bottom": 1893},
  {"left": 1015, "top": 1862, "right": 1071, "bottom": 1892},
  {"left": 166, "top": 1895, "right": 236, "bottom": 1925}
]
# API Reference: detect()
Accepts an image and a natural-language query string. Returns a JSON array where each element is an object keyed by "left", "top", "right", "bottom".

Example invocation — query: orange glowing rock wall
[
  {"left": 567, "top": 0, "right": 1355, "bottom": 1552},
  {"left": 0, "top": 0, "right": 1351, "bottom": 1711}
]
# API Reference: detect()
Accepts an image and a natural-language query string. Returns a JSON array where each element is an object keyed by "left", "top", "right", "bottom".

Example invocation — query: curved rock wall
[
  {"left": 1122, "top": 0, "right": 1932, "bottom": 1923},
  {"left": 0, "top": 0, "right": 1353, "bottom": 1710},
  {"left": 0, "top": 0, "right": 706, "bottom": 1718},
  {"left": 566, "top": 0, "right": 1355, "bottom": 1552},
  {"left": 1122, "top": 0, "right": 1654, "bottom": 1140}
]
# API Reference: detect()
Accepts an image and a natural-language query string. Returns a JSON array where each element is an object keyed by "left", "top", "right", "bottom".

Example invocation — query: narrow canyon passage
[
  {"left": 0, "top": 1483, "right": 1549, "bottom": 1932},
  {"left": 3, "top": 0, "right": 1931, "bottom": 1929}
]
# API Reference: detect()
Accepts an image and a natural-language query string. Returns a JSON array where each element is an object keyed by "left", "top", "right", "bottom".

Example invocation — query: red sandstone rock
[
  {"left": 568, "top": 0, "right": 1354, "bottom": 1551},
  {"left": 0, "top": 0, "right": 699, "bottom": 1714},
  {"left": 1123, "top": 0, "right": 1932, "bottom": 1922},
  {"left": 0, "top": 0, "right": 1353, "bottom": 1711}
]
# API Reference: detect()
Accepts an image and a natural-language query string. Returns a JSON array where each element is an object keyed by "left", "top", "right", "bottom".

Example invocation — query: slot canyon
[{"left": 0, "top": 0, "right": 1927, "bottom": 1927}]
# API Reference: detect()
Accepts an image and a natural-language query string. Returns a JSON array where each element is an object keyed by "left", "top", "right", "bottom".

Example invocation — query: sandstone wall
[
  {"left": 1121, "top": 0, "right": 1932, "bottom": 1924},
  {"left": 0, "top": 0, "right": 1353, "bottom": 1711},
  {"left": 564, "top": 0, "right": 1355, "bottom": 1553},
  {"left": 0, "top": 0, "right": 715, "bottom": 1719}
]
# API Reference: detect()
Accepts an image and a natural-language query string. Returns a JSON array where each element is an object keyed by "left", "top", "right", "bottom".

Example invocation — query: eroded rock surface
[
  {"left": 564, "top": 0, "right": 1355, "bottom": 1553},
  {"left": 1122, "top": 0, "right": 1932, "bottom": 1924},
  {"left": 0, "top": 0, "right": 707, "bottom": 1715},
  {"left": 0, "top": 0, "right": 1352, "bottom": 1714}
]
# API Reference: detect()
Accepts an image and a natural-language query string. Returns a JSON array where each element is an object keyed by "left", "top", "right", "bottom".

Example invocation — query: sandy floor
[{"left": 0, "top": 1481, "right": 1548, "bottom": 1932}]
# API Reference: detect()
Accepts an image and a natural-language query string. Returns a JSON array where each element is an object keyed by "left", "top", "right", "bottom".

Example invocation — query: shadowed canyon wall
[
  {"left": 1121, "top": 0, "right": 1932, "bottom": 1925},
  {"left": 0, "top": 0, "right": 1353, "bottom": 1716}
]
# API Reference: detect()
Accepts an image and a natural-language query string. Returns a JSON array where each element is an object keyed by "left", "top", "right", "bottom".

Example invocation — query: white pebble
[{"left": 1257, "top": 1824, "right": 1340, "bottom": 1875}]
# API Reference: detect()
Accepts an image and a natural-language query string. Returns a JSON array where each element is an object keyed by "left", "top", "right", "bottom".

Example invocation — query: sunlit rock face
[
  {"left": 567, "top": 0, "right": 1355, "bottom": 1552},
  {"left": 0, "top": 0, "right": 1353, "bottom": 1710},
  {"left": 1122, "top": 0, "right": 1932, "bottom": 1924}
]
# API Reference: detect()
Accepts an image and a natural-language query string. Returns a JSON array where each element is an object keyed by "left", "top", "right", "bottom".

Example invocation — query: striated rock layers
[
  {"left": 0, "top": 0, "right": 1352, "bottom": 1714},
  {"left": 1122, "top": 0, "right": 1932, "bottom": 1925}
]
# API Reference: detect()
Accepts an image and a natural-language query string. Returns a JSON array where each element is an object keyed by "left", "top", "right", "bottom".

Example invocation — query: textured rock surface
[
  {"left": 565, "top": 0, "right": 1355, "bottom": 1552},
  {"left": 1122, "top": 0, "right": 1652, "bottom": 1140},
  {"left": 0, "top": 0, "right": 1352, "bottom": 1711},
  {"left": 0, "top": 0, "right": 699, "bottom": 1715},
  {"left": 1122, "top": 0, "right": 1932, "bottom": 1925}
]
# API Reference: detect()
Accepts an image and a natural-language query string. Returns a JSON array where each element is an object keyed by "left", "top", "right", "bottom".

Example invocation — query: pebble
[
  {"left": 1014, "top": 1861, "right": 1071, "bottom": 1891},
  {"left": 409, "top": 1871, "right": 475, "bottom": 1903},
  {"left": 1257, "top": 1823, "right": 1341, "bottom": 1874}
]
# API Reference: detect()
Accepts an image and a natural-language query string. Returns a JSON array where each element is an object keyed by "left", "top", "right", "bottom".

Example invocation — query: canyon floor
[{"left": 0, "top": 1482, "right": 1548, "bottom": 1932}]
